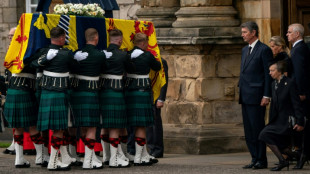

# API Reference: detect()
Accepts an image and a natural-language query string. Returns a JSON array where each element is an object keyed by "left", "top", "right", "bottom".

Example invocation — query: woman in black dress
[
  {"left": 259, "top": 61, "right": 304, "bottom": 171},
  {"left": 269, "top": 36, "right": 292, "bottom": 77}
]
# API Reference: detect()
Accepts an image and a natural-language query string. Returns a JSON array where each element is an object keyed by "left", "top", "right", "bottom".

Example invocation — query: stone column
[
  {"left": 173, "top": 0, "right": 239, "bottom": 28},
  {"left": 136, "top": 0, "right": 180, "bottom": 27}
]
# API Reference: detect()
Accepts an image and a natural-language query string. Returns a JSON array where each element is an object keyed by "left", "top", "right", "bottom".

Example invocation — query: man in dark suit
[
  {"left": 287, "top": 23, "right": 310, "bottom": 169},
  {"left": 147, "top": 58, "right": 168, "bottom": 158},
  {"left": 239, "top": 21, "right": 273, "bottom": 169}
]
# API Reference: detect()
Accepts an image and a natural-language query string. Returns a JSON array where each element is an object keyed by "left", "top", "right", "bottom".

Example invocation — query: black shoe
[
  {"left": 3, "top": 149, "right": 15, "bottom": 155},
  {"left": 151, "top": 153, "right": 163, "bottom": 158},
  {"left": 293, "top": 154, "right": 308, "bottom": 169},
  {"left": 270, "top": 160, "right": 289, "bottom": 171},
  {"left": 253, "top": 162, "right": 267, "bottom": 169},
  {"left": 242, "top": 162, "right": 255, "bottom": 169}
]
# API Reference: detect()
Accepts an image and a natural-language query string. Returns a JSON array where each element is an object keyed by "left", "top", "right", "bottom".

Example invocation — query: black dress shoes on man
[
  {"left": 242, "top": 162, "right": 255, "bottom": 169},
  {"left": 3, "top": 148, "right": 15, "bottom": 155},
  {"left": 253, "top": 162, "right": 268, "bottom": 169}
]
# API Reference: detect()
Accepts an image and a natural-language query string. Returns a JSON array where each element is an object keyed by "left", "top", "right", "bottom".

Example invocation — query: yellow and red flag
[{"left": 4, "top": 13, "right": 166, "bottom": 103}]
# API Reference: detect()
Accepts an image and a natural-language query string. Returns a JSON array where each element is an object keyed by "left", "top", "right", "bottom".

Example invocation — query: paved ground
[{"left": 0, "top": 147, "right": 310, "bottom": 174}]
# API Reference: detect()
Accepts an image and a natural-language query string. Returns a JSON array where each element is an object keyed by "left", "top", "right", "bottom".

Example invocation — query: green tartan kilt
[
  {"left": 125, "top": 90, "right": 154, "bottom": 127},
  {"left": 35, "top": 89, "right": 41, "bottom": 104},
  {"left": 4, "top": 89, "right": 38, "bottom": 128},
  {"left": 71, "top": 91, "right": 100, "bottom": 127},
  {"left": 37, "top": 90, "right": 68, "bottom": 131},
  {"left": 100, "top": 89, "right": 127, "bottom": 128}
]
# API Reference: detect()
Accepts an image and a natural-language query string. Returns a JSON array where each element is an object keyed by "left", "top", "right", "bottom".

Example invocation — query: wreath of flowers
[{"left": 54, "top": 3, "right": 105, "bottom": 17}]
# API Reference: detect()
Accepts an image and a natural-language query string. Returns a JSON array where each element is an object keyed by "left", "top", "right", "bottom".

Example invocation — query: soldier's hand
[
  {"left": 47, "top": 49, "right": 59, "bottom": 60},
  {"left": 74, "top": 51, "right": 88, "bottom": 61},
  {"left": 156, "top": 101, "right": 164, "bottom": 108}
]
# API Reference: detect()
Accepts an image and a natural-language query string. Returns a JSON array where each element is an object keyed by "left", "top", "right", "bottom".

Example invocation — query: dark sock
[
  {"left": 30, "top": 133, "right": 44, "bottom": 144},
  {"left": 84, "top": 138, "right": 96, "bottom": 149},
  {"left": 120, "top": 136, "right": 128, "bottom": 144},
  {"left": 14, "top": 134, "right": 23, "bottom": 145},
  {"left": 109, "top": 138, "right": 120, "bottom": 148},
  {"left": 135, "top": 137, "right": 146, "bottom": 146},
  {"left": 51, "top": 136, "right": 62, "bottom": 150},
  {"left": 100, "top": 134, "right": 109, "bottom": 143}
]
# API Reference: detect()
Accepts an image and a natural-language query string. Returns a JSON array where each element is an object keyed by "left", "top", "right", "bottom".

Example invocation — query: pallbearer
[
  {"left": 125, "top": 32, "right": 161, "bottom": 166},
  {"left": 71, "top": 28, "right": 106, "bottom": 169},
  {"left": 100, "top": 29, "right": 132, "bottom": 167},
  {"left": 34, "top": 27, "right": 79, "bottom": 171}
]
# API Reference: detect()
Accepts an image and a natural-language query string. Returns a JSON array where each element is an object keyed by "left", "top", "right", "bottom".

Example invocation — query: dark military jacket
[
  {"left": 32, "top": 44, "right": 79, "bottom": 91},
  {"left": 72, "top": 44, "right": 106, "bottom": 92},
  {"left": 100, "top": 44, "right": 133, "bottom": 91},
  {"left": 126, "top": 46, "right": 161, "bottom": 90}
]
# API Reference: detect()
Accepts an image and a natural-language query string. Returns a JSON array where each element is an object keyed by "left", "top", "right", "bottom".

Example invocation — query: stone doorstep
[{"left": 163, "top": 124, "right": 247, "bottom": 154}]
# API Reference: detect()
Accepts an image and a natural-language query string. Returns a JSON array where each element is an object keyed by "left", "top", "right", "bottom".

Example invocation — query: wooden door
[{"left": 284, "top": 0, "right": 310, "bottom": 35}]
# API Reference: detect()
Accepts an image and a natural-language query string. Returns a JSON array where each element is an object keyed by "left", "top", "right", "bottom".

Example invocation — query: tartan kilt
[
  {"left": 100, "top": 89, "right": 127, "bottom": 128},
  {"left": 71, "top": 91, "right": 100, "bottom": 127},
  {"left": 4, "top": 89, "right": 38, "bottom": 128},
  {"left": 125, "top": 90, "right": 154, "bottom": 127},
  {"left": 37, "top": 90, "right": 69, "bottom": 131},
  {"left": 35, "top": 89, "right": 41, "bottom": 104}
]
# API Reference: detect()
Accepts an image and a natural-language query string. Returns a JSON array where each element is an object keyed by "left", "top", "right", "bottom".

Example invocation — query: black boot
[
  {"left": 293, "top": 154, "right": 308, "bottom": 169},
  {"left": 270, "top": 160, "right": 289, "bottom": 171}
]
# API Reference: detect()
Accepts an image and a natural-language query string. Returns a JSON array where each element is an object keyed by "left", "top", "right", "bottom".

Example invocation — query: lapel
[{"left": 242, "top": 41, "right": 261, "bottom": 72}]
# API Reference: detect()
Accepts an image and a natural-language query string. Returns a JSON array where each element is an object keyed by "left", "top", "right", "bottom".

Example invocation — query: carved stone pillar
[
  {"left": 173, "top": 0, "right": 239, "bottom": 28},
  {"left": 136, "top": 0, "right": 180, "bottom": 27}
]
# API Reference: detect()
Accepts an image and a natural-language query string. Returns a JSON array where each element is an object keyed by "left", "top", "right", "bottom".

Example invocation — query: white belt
[
  {"left": 43, "top": 70, "right": 69, "bottom": 77},
  {"left": 12, "top": 73, "right": 35, "bottom": 79},
  {"left": 36, "top": 72, "right": 43, "bottom": 78},
  {"left": 101, "top": 74, "right": 123, "bottom": 80},
  {"left": 76, "top": 75, "right": 99, "bottom": 81},
  {"left": 127, "top": 74, "right": 149, "bottom": 79}
]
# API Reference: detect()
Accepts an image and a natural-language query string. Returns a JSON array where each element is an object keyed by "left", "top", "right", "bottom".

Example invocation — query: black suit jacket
[
  {"left": 239, "top": 40, "right": 273, "bottom": 104},
  {"left": 290, "top": 40, "right": 310, "bottom": 97},
  {"left": 157, "top": 58, "right": 168, "bottom": 102},
  {"left": 268, "top": 76, "right": 304, "bottom": 134}
]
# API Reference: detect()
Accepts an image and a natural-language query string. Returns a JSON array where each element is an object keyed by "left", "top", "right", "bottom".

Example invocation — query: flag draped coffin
[{"left": 4, "top": 13, "right": 166, "bottom": 103}]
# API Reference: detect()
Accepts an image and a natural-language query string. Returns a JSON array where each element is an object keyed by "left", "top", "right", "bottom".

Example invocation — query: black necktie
[
  {"left": 244, "top": 46, "right": 252, "bottom": 66},
  {"left": 247, "top": 46, "right": 252, "bottom": 57}
]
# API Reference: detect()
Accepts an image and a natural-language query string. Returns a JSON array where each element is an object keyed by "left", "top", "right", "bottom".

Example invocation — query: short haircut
[
  {"left": 109, "top": 29, "right": 123, "bottom": 38},
  {"left": 240, "top": 21, "right": 259, "bottom": 37},
  {"left": 275, "top": 60, "right": 287, "bottom": 74},
  {"left": 289, "top": 23, "right": 304, "bottom": 37},
  {"left": 85, "top": 28, "right": 98, "bottom": 42},
  {"left": 50, "top": 27, "right": 65, "bottom": 39},
  {"left": 269, "top": 36, "right": 290, "bottom": 56},
  {"left": 133, "top": 32, "right": 148, "bottom": 45}
]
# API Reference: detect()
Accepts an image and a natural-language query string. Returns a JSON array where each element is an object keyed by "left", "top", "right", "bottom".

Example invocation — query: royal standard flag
[{"left": 4, "top": 13, "right": 166, "bottom": 103}]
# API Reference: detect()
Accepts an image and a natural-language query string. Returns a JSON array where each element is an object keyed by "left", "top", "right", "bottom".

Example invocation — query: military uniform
[
  {"left": 71, "top": 44, "right": 106, "bottom": 128},
  {"left": 33, "top": 44, "right": 79, "bottom": 131},
  {"left": 125, "top": 46, "right": 161, "bottom": 127},
  {"left": 100, "top": 44, "right": 131, "bottom": 128},
  {"left": 4, "top": 62, "right": 37, "bottom": 128}
]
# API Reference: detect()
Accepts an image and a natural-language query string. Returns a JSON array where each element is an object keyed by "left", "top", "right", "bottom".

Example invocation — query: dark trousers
[
  {"left": 242, "top": 104, "right": 267, "bottom": 164},
  {"left": 301, "top": 99, "right": 310, "bottom": 156},
  {"left": 146, "top": 106, "right": 164, "bottom": 156},
  {"left": 127, "top": 126, "right": 135, "bottom": 155}
]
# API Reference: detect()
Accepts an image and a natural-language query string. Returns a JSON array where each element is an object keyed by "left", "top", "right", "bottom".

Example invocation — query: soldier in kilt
[
  {"left": 71, "top": 28, "right": 106, "bottom": 169},
  {"left": 33, "top": 27, "right": 79, "bottom": 171},
  {"left": 3, "top": 55, "right": 42, "bottom": 168},
  {"left": 125, "top": 33, "right": 161, "bottom": 166},
  {"left": 100, "top": 29, "right": 133, "bottom": 167}
]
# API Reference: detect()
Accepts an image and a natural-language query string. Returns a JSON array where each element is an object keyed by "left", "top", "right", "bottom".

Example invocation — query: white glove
[
  {"left": 103, "top": 50, "right": 113, "bottom": 59},
  {"left": 131, "top": 49, "right": 144, "bottom": 59},
  {"left": 46, "top": 49, "right": 59, "bottom": 60},
  {"left": 74, "top": 51, "right": 88, "bottom": 61}
]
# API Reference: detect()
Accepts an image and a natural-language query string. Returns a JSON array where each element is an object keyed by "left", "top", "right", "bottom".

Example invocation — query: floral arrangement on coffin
[{"left": 54, "top": 3, "right": 105, "bottom": 17}]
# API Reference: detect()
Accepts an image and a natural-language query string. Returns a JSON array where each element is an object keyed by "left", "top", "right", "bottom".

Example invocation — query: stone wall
[
  {"left": 113, "top": 0, "right": 141, "bottom": 20},
  {"left": 0, "top": 0, "right": 24, "bottom": 75}
]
